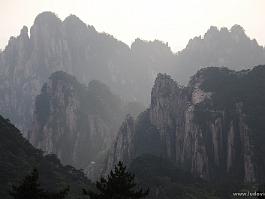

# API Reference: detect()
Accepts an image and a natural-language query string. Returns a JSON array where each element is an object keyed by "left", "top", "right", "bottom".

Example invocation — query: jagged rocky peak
[
  {"left": 107, "top": 65, "right": 265, "bottom": 183},
  {"left": 63, "top": 14, "right": 85, "bottom": 25},
  {"left": 32, "top": 11, "right": 62, "bottom": 26},
  {"left": 131, "top": 39, "right": 173, "bottom": 61},
  {"left": 3, "top": 26, "right": 31, "bottom": 60},
  {"left": 151, "top": 73, "right": 188, "bottom": 112},
  {"left": 178, "top": 24, "right": 265, "bottom": 81},
  {"left": 63, "top": 14, "right": 95, "bottom": 38},
  {"left": 203, "top": 24, "right": 246, "bottom": 41},
  {"left": 5, "top": 25, "right": 30, "bottom": 50},
  {"left": 151, "top": 73, "right": 179, "bottom": 95},
  {"left": 186, "top": 24, "right": 260, "bottom": 52},
  {"left": 30, "top": 70, "right": 125, "bottom": 179},
  {"left": 230, "top": 24, "right": 245, "bottom": 35},
  {"left": 30, "top": 12, "right": 63, "bottom": 46},
  {"left": 63, "top": 14, "right": 96, "bottom": 32},
  {"left": 30, "top": 71, "right": 83, "bottom": 145},
  {"left": 20, "top": 26, "right": 29, "bottom": 38},
  {"left": 131, "top": 38, "right": 171, "bottom": 51},
  {"left": 150, "top": 73, "right": 188, "bottom": 161},
  {"left": 151, "top": 74, "right": 176, "bottom": 107}
]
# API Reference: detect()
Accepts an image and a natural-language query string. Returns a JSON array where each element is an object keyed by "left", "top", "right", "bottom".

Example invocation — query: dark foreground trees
[
  {"left": 83, "top": 161, "right": 149, "bottom": 199},
  {"left": 9, "top": 168, "right": 69, "bottom": 199}
]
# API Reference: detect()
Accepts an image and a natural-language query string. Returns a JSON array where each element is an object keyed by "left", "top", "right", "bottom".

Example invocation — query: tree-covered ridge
[
  {"left": 129, "top": 155, "right": 220, "bottom": 199},
  {"left": 9, "top": 168, "right": 69, "bottom": 199},
  {"left": 84, "top": 161, "right": 149, "bottom": 199},
  {"left": 0, "top": 114, "right": 92, "bottom": 199}
]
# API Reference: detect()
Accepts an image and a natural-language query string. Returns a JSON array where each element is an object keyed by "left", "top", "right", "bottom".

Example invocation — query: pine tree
[
  {"left": 83, "top": 161, "right": 149, "bottom": 199},
  {"left": 9, "top": 168, "right": 69, "bottom": 199}
]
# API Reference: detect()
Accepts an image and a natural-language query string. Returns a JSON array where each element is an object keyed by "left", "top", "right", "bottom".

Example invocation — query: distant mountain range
[
  {"left": 1, "top": 11, "right": 265, "bottom": 199},
  {"left": 0, "top": 12, "right": 264, "bottom": 136}
]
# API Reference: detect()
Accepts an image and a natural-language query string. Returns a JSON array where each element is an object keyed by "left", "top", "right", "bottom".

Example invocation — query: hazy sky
[{"left": 0, "top": 0, "right": 264, "bottom": 52}]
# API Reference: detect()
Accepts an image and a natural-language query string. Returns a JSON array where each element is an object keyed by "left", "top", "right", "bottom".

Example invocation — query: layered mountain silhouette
[
  {"left": 106, "top": 65, "right": 265, "bottom": 195},
  {"left": 1, "top": 11, "right": 265, "bottom": 199},
  {"left": 173, "top": 25, "right": 265, "bottom": 83},
  {"left": 0, "top": 12, "right": 264, "bottom": 136},
  {"left": 29, "top": 71, "right": 142, "bottom": 179}
]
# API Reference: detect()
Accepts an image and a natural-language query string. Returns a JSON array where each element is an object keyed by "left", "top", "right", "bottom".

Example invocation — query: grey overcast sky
[{"left": 0, "top": 0, "right": 264, "bottom": 52}]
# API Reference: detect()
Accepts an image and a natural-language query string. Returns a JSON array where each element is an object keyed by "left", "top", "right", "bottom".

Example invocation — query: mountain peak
[
  {"left": 63, "top": 14, "right": 87, "bottom": 29},
  {"left": 131, "top": 38, "right": 171, "bottom": 53},
  {"left": 33, "top": 11, "right": 61, "bottom": 25},
  {"left": 151, "top": 73, "right": 180, "bottom": 105},
  {"left": 231, "top": 24, "right": 245, "bottom": 33},
  {"left": 154, "top": 73, "right": 178, "bottom": 88},
  {"left": 20, "top": 26, "right": 28, "bottom": 37}
]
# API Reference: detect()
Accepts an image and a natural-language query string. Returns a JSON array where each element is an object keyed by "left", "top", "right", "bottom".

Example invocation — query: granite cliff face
[
  {"left": 104, "top": 115, "right": 136, "bottom": 175},
  {"left": 107, "top": 65, "right": 265, "bottom": 184},
  {"left": 0, "top": 12, "right": 167, "bottom": 135},
  {"left": 0, "top": 12, "right": 264, "bottom": 136},
  {"left": 29, "top": 71, "right": 125, "bottom": 178}
]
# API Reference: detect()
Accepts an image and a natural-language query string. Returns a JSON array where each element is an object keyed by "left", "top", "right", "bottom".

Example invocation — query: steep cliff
[
  {"left": 0, "top": 12, "right": 172, "bottom": 135},
  {"left": 107, "top": 65, "right": 265, "bottom": 184},
  {"left": 104, "top": 115, "right": 136, "bottom": 175},
  {"left": 29, "top": 71, "right": 124, "bottom": 178},
  {"left": 1, "top": 12, "right": 264, "bottom": 136}
]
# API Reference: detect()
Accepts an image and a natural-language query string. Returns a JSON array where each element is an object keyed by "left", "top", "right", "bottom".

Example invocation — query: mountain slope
[{"left": 0, "top": 114, "right": 92, "bottom": 199}]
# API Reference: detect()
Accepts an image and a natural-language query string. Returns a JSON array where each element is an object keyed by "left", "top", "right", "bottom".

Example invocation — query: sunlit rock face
[
  {"left": 106, "top": 65, "right": 265, "bottom": 183},
  {"left": 29, "top": 71, "right": 125, "bottom": 179}
]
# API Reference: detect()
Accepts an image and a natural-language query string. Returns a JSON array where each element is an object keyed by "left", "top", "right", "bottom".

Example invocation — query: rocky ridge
[
  {"left": 0, "top": 12, "right": 264, "bottom": 136},
  {"left": 29, "top": 71, "right": 125, "bottom": 179},
  {"left": 106, "top": 65, "right": 265, "bottom": 183}
]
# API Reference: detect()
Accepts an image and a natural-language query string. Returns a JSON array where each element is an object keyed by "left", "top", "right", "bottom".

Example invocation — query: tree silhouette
[
  {"left": 9, "top": 168, "right": 69, "bottom": 199},
  {"left": 83, "top": 161, "right": 149, "bottom": 199}
]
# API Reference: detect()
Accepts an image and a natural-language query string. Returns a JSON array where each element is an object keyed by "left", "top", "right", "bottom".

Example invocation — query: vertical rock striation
[
  {"left": 0, "top": 12, "right": 174, "bottom": 135},
  {"left": 29, "top": 71, "right": 124, "bottom": 179},
  {"left": 106, "top": 65, "right": 265, "bottom": 183}
]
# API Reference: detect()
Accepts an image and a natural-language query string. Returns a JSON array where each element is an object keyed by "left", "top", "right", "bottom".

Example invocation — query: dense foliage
[
  {"left": 84, "top": 161, "right": 149, "bottom": 199},
  {"left": 9, "top": 168, "right": 69, "bottom": 199},
  {"left": 129, "top": 155, "right": 219, "bottom": 199},
  {"left": 0, "top": 114, "right": 92, "bottom": 198}
]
